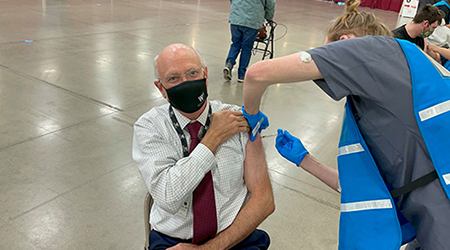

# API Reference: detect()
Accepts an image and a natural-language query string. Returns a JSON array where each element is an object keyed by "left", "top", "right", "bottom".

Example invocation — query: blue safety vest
[
  {"left": 435, "top": 0, "right": 450, "bottom": 9},
  {"left": 337, "top": 39, "right": 450, "bottom": 250}
]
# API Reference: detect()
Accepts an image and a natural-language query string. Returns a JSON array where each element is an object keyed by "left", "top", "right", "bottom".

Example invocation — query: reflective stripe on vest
[
  {"left": 444, "top": 173, "right": 450, "bottom": 185},
  {"left": 418, "top": 99, "right": 450, "bottom": 121},
  {"left": 341, "top": 199, "right": 392, "bottom": 212}
]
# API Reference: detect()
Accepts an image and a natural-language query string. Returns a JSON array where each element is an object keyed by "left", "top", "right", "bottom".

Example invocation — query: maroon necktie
[{"left": 186, "top": 121, "right": 217, "bottom": 244}]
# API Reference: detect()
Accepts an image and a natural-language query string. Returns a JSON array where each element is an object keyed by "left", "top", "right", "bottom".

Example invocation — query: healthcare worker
[{"left": 241, "top": 0, "right": 450, "bottom": 249}]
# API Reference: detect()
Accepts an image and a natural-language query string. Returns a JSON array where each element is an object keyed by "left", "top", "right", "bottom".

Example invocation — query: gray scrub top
[{"left": 307, "top": 36, "right": 450, "bottom": 249}]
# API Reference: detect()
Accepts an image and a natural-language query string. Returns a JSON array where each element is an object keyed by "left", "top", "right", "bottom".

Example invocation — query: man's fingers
[
  {"left": 236, "top": 116, "right": 247, "bottom": 121},
  {"left": 238, "top": 126, "right": 250, "bottom": 133},
  {"left": 237, "top": 119, "right": 250, "bottom": 127},
  {"left": 230, "top": 110, "right": 244, "bottom": 116}
]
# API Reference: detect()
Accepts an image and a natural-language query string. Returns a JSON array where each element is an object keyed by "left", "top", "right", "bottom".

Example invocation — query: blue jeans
[
  {"left": 149, "top": 229, "right": 270, "bottom": 250},
  {"left": 226, "top": 24, "right": 259, "bottom": 79}
]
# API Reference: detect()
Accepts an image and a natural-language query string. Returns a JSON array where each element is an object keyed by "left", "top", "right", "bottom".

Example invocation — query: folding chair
[
  {"left": 253, "top": 21, "right": 277, "bottom": 60},
  {"left": 144, "top": 192, "right": 154, "bottom": 250}
]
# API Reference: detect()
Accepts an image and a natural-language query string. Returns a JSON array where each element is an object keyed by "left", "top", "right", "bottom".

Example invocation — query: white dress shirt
[{"left": 133, "top": 100, "right": 249, "bottom": 239}]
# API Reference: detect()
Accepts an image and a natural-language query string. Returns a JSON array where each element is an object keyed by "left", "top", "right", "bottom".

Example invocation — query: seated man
[
  {"left": 133, "top": 43, "right": 274, "bottom": 250},
  {"left": 392, "top": 4, "right": 444, "bottom": 62}
]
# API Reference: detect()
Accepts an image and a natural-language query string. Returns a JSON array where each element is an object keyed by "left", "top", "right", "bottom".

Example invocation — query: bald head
[
  {"left": 153, "top": 44, "right": 205, "bottom": 81},
  {"left": 153, "top": 44, "right": 209, "bottom": 119}
]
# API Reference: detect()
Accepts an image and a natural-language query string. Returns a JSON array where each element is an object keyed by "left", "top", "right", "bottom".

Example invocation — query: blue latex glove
[
  {"left": 242, "top": 106, "right": 269, "bottom": 141},
  {"left": 275, "top": 129, "right": 308, "bottom": 166}
]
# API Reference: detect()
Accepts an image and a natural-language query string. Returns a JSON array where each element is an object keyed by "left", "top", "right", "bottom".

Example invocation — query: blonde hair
[{"left": 327, "top": 0, "right": 392, "bottom": 42}]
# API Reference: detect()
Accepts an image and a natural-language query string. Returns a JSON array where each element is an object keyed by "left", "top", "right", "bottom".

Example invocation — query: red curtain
[
  {"left": 332, "top": 0, "right": 402, "bottom": 12},
  {"left": 360, "top": 0, "right": 403, "bottom": 12}
]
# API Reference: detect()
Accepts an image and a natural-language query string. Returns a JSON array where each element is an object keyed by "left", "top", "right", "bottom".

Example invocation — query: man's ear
[
  {"left": 422, "top": 20, "right": 430, "bottom": 27},
  {"left": 154, "top": 80, "right": 167, "bottom": 99}
]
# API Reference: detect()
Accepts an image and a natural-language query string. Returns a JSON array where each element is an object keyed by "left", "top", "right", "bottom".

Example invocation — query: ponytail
[{"left": 327, "top": 0, "right": 392, "bottom": 42}]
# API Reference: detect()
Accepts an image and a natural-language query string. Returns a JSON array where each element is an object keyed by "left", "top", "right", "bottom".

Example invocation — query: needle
[{"left": 261, "top": 133, "right": 277, "bottom": 138}]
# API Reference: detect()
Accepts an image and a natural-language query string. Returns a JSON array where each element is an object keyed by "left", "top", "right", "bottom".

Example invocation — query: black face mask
[{"left": 164, "top": 78, "right": 208, "bottom": 114}]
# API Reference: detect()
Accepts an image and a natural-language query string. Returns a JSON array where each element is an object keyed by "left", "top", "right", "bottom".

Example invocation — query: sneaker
[
  {"left": 237, "top": 78, "right": 244, "bottom": 83},
  {"left": 223, "top": 62, "right": 232, "bottom": 81}
]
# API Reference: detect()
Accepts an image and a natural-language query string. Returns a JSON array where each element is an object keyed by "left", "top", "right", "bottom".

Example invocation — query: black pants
[{"left": 149, "top": 229, "right": 270, "bottom": 250}]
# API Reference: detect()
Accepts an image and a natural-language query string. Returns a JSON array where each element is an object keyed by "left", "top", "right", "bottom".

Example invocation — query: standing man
[
  {"left": 133, "top": 43, "right": 274, "bottom": 250},
  {"left": 223, "top": 0, "right": 276, "bottom": 83}
]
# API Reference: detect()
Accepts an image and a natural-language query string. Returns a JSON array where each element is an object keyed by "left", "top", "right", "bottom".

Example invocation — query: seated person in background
[
  {"left": 435, "top": 0, "right": 450, "bottom": 28},
  {"left": 133, "top": 43, "right": 274, "bottom": 250},
  {"left": 392, "top": 4, "right": 444, "bottom": 61}
]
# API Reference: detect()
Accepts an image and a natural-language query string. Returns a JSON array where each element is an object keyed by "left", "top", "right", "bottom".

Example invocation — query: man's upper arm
[
  {"left": 242, "top": 134, "right": 271, "bottom": 197},
  {"left": 132, "top": 118, "right": 176, "bottom": 202}
]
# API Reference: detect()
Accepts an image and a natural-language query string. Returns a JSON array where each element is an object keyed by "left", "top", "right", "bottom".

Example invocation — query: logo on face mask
[
  {"left": 164, "top": 78, "right": 208, "bottom": 113},
  {"left": 198, "top": 92, "right": 205, "bottom": 102}
]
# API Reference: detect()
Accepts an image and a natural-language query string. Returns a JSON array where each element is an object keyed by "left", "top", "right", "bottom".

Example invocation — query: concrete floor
[{"left": 0, "top": 0, "right": 400, "bottom": 249}]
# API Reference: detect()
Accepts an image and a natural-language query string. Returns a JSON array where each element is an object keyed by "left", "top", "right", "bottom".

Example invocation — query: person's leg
[
  {"left": 224, "top": 24, "right": 243, "bottom": 80},
  {"left": 237, "top": 26, "right": 259, "bottom": 80},
  {"left": 226, "top": 24, "right": 243, "bottom": 66},
  {"left": 229, "top": 229, "right": 270, "bottom": 250},
  {"left": 149, "top": 230, "right": 186, "bottom": 250}
]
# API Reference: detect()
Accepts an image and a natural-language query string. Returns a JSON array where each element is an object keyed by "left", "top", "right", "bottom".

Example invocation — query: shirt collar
[{"left": 172, "top": 101, "right": 210, "bottom": 129}]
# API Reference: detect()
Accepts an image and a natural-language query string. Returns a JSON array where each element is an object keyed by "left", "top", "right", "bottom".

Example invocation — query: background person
[
  {"left": 392, "top": 3, "right": 444, "bottom": 62},
  {"left": 434, "top": 0, "right": 450, "bottom": 28},
  {"left": 223, "top": 0, "right": 276, "bottom": 83}
]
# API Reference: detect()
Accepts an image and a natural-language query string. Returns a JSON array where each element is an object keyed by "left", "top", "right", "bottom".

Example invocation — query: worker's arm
[
  {"left": 300, "top": 154, "right": 340, "bottom": 192},
  {"left": 429, "top": 43, "right": 450, "bottom": 61},
  {"left": 276, "top": 129, "right": 339, "bottom": 192},
  {"left": 425, "top": 39, "right": 442, "bottom": 63},
  {"left": 243, "top": 52, "right": 323, "bottom": 115}
]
